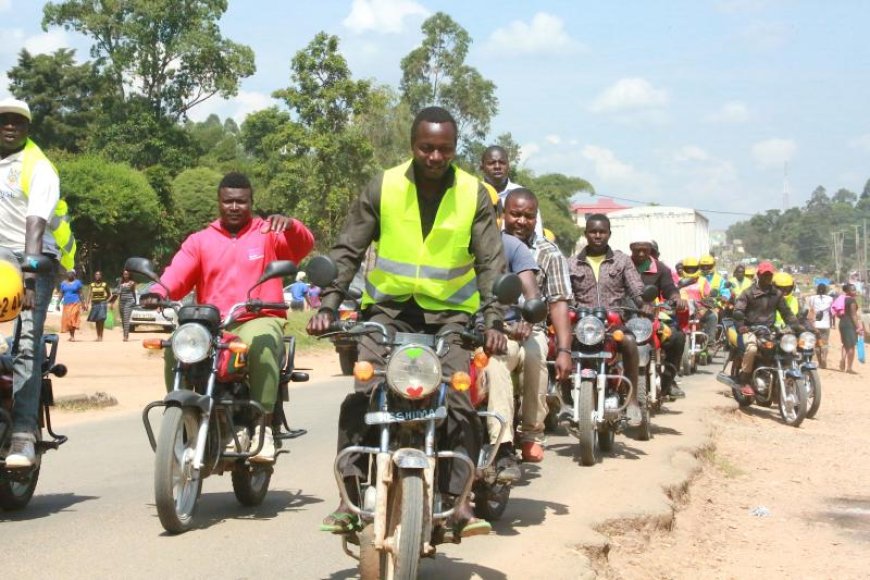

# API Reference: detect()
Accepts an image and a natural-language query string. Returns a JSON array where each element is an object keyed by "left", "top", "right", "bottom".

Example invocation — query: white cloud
[
  {"left": 342, "top": 0, "right": 429, "bottom": 34},
  {"left": 589, "top": 78, "right": 669, "bottom": 113},
  {"left": 187, "top": 91, "right": 274, "bottom": 124},
  {"left": 580, "top": 145, "right": 660, "bottom": 197},
  {"left": 740, "top": 21, "right": 790, "bottom": 50},
  {"left": 848, "top": 134, "right": 870, "bottom": 153},
  {"left": 582, "top": 145, "right": 638, "bottom": 182},
  {"left": 0, "top": 28, "right": 25, "bottom": 55},
  {"left": 751, "top": 138, "right": 796, "bottom": 168},
  {"left": 518, "top": 142, "right": 540, "bottom": 165},
  {"left": 545, "top": 134, "right": 561, "bottom": 145},
  {"left": 673, "top": 145, "right": 711, "bottom": 163},
  {"left": 708, "top": 101, "right": 750, "bottom": 123},
  {"left": 484, "top": 12, "right": 580, "bottom": 56},
  {"left": 23, "top": 30, "right": 71, "bottom": 55}
]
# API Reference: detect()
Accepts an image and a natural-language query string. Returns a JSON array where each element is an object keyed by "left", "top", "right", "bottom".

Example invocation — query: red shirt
[{"left": 157, "top": 217, "right": 314, "bottom": 320}]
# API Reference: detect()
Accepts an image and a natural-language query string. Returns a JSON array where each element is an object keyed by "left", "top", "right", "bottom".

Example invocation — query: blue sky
[{"left": 2, "top": 0, "right": 868, "bottom": 228}]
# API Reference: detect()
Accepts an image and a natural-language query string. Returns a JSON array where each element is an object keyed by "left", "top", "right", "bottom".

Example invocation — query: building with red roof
[{"left": 570, "top": 197, "right": 631, "bottom": 225}]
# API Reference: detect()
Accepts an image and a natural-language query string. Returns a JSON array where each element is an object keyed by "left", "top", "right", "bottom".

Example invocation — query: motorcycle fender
[
  {"left": 785, "top": 368, "right": 802, "bottom": 380},
  {"left": 392, "top": 448, "right": 429, "bottom": 470},
  {"left": 637, "top": 345, "right": 651, "bottom": 367},
  {"left": 800, "top": 362, "right": 817, "bottom": 371},
  {"left": 163, "top": 390, "right": 209, "bottom": 412}
]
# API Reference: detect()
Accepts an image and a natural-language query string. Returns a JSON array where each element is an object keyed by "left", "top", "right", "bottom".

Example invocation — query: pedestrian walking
[
  {"left": 85, "top": 270, "right": 112, "bottom": 341},
  {"left": 60, "top": 270, "right": 83, "bottom": 341}
]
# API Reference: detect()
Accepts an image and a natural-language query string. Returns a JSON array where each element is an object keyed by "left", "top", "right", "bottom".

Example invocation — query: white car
[{"left": 129, "top": 283, "right": 180, "bottom": 332}]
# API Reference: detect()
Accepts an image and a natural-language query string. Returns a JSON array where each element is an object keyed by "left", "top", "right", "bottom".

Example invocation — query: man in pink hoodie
[{"left": 150, "top": 172, "right": 314, "bottom": 462}]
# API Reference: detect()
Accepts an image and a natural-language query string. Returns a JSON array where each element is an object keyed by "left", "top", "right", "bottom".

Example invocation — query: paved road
[{"left": 1, "top": 370, "right": 722, "bottom": 579}]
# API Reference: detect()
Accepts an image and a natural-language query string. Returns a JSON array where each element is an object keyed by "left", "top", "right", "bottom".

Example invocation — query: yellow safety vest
[
  {"left": 775, "top": 293, "right": 799, "bottom": 327},
  {"left": 733, "top": 277, "right": 753, "bottom": 296},
  {"left": 20, "top": 139, "right": 76, "bottom": 271},
  {"left": 362, "top": 161, "right": 480, "bottom": 314}
]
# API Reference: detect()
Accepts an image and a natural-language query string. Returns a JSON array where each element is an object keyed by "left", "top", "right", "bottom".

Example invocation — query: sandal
[
  {"left": 442, "top": 518, "right": 492, "bottom": 542},
  {"left": 319, "top": 510, "right": 359, "bottom": 534}
]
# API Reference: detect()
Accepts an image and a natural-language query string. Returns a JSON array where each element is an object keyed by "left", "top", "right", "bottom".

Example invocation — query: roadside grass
[
  {"left": 55, "top": 391, "right": 118, "bottom": 412},
  {"left": 285, "top": 310, "right": 332, "bottom": 351},
  {"left": 699, "top": 444, "right": 745, "bottom": 479}
]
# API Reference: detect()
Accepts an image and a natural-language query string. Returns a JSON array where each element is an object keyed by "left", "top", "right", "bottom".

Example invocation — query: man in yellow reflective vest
[
  {"left": 0, "top": 98, "right": 75, "bottom": 468},
  {"left": 308, "top": 106, "right": 507, "bottom": 538}
]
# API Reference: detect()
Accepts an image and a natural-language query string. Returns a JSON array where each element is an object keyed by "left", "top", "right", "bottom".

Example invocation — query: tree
[
  {"left": 58, "top": 155, "right": 161, "bottom": 273},
  {"left": 7, "top": 48, "right": 108, "bottom": 152},
  {"left": 832, "top": 188, "right": 857, "bottom": 206},
  {"left": 525, "top": 173, "right": 594, "bottom": 253},
  {"left": 805, "top": 185, "right": 830, "bottom": 212},
  {"left": 171, "top": 167, "right": 223, "bottom": 241},
  {"left": 458, "top": 132, "right": 522, "bottom": 174},
  {"left": 42, "top": 0, "right": 255, "bottom": 122},
  {"left": 356, "top": 85, "right": 413, "bottom": 170},
  {"left": 185, "top": 114, "right": 248, "bottom": 171},
  {"left": 399, "top": 12, "right": 498, "bottom": 144}
]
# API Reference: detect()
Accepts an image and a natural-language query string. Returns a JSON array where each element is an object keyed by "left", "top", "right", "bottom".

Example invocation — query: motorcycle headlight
[
  {"left": 779, "top": 333, "right": 797, "bottom": 353},
  {"left": 798, "top": 332, "right": 816, "bottom": 351},
  {"left": 626, "top": 317, "right": 653, "bottom": 344},
  {"left": 575, "top": 316, "right": 605, "bottom": 346},
  {"left": 171, "top": 323, "right": 212, "bottom": 364},
  {"left": 386, "top": 344, "right": 442, "bottom": 400}
]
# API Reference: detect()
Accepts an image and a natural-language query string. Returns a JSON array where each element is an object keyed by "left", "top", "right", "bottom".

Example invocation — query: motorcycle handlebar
[
  {"left": 247, "top": 300, "right": 289, "bottom": 311},
  {"left": 459, "top": 330, "right": 485, "bottom": 348}
]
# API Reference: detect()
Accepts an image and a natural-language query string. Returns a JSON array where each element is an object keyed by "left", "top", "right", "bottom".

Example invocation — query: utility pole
[{"left": 832, "top": 231, "right": 844, "bottom": 283}]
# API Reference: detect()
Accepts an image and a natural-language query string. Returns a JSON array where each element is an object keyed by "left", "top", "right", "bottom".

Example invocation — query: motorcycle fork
[
  {"left": 572, "top": 361, "right": 583, "bottom": 422},
  {"left": 192, "top": 368, "right": 218, "bottom": 471},
  {"left": 596, "top": 360, "right": 607, "bottom": 423}
]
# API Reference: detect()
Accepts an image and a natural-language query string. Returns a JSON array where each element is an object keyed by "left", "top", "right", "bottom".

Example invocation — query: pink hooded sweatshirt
[{"left": 156, "top": 217, "right": 314, "bottom": 321}]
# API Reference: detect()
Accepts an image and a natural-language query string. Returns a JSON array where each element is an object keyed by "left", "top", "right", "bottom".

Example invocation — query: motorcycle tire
[
  {"left": 0, "top": 466, "right": 39, "bottom": 511},
  {"left": 473, "top": 480, "right": 511, "bottom": 521},
  {"left": 635, "top": 374, "right": 652, "bottom": 441},
  {"left": 544, "top": 395, "right": 562, "bottom": 433},
  {"left": 576, "top": 380, "right": 598, "bottom": 466},
  {"left": 358, "top": 524, "right": 381, "bottom": 580},
  {"left": 338, "top": 348, "right": 358, "bottom": 376},
  {"left": 598, "top": 426, "right": 615, "bottom": 453},
  {"left": 231, "top": 463, "right": 272, "bottom": 506},
  {"left": 732, "top": 386, "right": 753, "bottom": 408},
  {"left": 804, "top": 369, "right": 822, "bottom": 419},
  {"left": 778, "top": 376, "right": 807, "bottom": 428},
  {"left": 154, "top": 406, "right": 202, "bottom": 534},
  {"left": 380, "top": 469, "right": 424, "bottom": 580},
  {"left": 698, "top": 352, "right": 709, "bottom": 366}
]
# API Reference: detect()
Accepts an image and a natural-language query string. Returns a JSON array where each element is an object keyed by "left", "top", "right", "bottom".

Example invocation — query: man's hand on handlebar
[
  {"left": 484, "top": 328, "right": 506, "bottom": 356},
  {"left": 139, "top": 293, "right": 164, "bottom": 309},
  {"left": 306, "top": 310, "right": 335, "bottom": 335}
]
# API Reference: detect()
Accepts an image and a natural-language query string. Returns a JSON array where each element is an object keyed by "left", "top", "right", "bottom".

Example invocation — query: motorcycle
[
  {"left": 126, "top": 257, "right": 310, "bottom": 533},
  {"left": 333, "top": 289, "right": 362, "bottom": 376},
  {"left": 306, "top": 256, "right": 545, "bottom": 579},
  {"left": 0, "top": 254, "right": 68, "bottom": 510},
  {"left": 563, "top": 286, "right": 658, "bottom": 466},
  {"left": 680, "top": 294, "right": 718, "bottom": 374},
  {"left": 716, "top": 317, "right": 810, "bottom": 427},
  {"left": 798, "top": 329, "right": 822, "bottom": 419}
]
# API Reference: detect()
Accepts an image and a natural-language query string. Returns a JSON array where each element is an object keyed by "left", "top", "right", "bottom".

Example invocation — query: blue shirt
[
  {"left": 288, "top": 281, "right": 308, "bottom": 301},
  {"left": 60, "top": 279, "right": 83, "bottom": 304}
]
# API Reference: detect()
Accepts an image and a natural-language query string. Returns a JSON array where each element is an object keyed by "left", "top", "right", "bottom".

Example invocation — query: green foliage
[
  {"left": 7, "top": 48, "right": 108, "bottom": 152},
  {"left": 43, "top": 0, "right": 256, "bottom": 121},
  {"left": 356, "top": 85, "right": 413, "bottom": 169},
  {"left": 58, "top": 155, "right": 161, "bottom": 273},
  {"left": 171, "top": 167, "right": 223, "bottom": 242},
  {"left": 185, "top": 114, "right": 249, "bottom": 171},
  {"left": 400, "top": 12, "right": 498, "bottom": 144},
  {"left": 458, "top": 132, "right": 522, "bottom": 174},
  {"left": 524, "top": 173, "right": 594, "bottom": 254}
]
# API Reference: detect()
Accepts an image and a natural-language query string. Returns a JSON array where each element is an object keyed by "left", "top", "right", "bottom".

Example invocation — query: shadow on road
[
  {"left": 0, "top": 492, "right": 98, "bottom": 522},
  {"left": 153, "top": 488, "right": 323, "bottom": 533},
  {"left": 325, "top": 549, "right": 514, "bottom": 579},
  {"left": 491, "top": 496, "right": 570, "bottom": 537},
  {"left": 810, "top": 495, "right": 870, "bottom": 542}
]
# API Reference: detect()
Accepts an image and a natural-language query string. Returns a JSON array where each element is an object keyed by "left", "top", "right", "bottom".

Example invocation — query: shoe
[
  {"left": 250, "top": 425, "right": 275, "bottom": 463},
  {"left": 521, "top": 441, "right": 544, "bottom": 463},
  {"left": 224, "top": 426, "right": 250, "bottom": 454},
  {"left": 446, "top": 499, "right": 491, "bottom": 541},
  {"left": 626, "top": 402, "right": 643, "bottom": 427},
  {"left": 740, "top": 385, "right": 754, "bottom": 397},
  {"left": 319, "top": 502, "right": 359, "bottom": 533},
  {"left": 5, "top": 432, "right": 36, "bottom": 469},
  {"left": 495, "top": 449, "right": 521, "bottom": 482},
  {"left": 669, "top": 385, "right": 686, "bottom": 399}
]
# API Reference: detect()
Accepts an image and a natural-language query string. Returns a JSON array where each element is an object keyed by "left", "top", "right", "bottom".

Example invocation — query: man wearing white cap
[
  {"left": 629, "top": 227, "right": 688, "bottom": 399},
  {"left": 0, "top": 97, "right": 72, "bottom": 468}
]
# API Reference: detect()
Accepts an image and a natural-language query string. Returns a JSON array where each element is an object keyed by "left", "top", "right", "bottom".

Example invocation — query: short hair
[
  {"left": 843, "top": 283, "right": 855, "bottom": 293},
  {"left": 410, "top": 106, "right": 458, "bottom": 144},
  {"left": 586, "top": 213, "right": 611, "bottom": 230},
  {"left": 218, "top": 171, "right": 253, "bottom": 197},
  {"left": 481, "top": 145, "right": 508, "bottom": 163},
  {"left": 816, "top": 283, "right": 827, "bottom": 294},
  {"left": 504, "top": 187, "right": 537, "bottom": 207}
]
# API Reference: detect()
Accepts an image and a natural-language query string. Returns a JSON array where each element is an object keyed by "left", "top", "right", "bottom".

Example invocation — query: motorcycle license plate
[{"left": 365, "top": 406, "right": 447, "bottom": 425}]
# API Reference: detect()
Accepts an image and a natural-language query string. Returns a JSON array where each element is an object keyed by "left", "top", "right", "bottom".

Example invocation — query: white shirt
[
  {"left": 809, "top": 294, "right": 834, "bottom": 329},
  {"left": 497, "top": 179, "right": 545, "bottom": 239},
  {"left": 0, "top": 147, "right": 59, "bottom": 255}
]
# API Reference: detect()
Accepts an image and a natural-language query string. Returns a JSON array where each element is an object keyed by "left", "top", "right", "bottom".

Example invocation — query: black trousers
[
  {"left": 336, "top": 311, "right": 480, "bottom": 496},
  {"left": 662, "top": 326, "right": 686, "bottom": 388}
]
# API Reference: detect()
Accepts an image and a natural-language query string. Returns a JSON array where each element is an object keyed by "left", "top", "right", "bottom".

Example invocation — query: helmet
[
  {"left": 0, "top": 258, "right": 24, "bottom": 323},
  {"left": 682, "top": 257, "right": 700, "bottom": 278},
  {"left": 683, "top": 257, "right": 700, "bottom": 268},
  {"left": 699, "top": 254, "right": 715, "bottom": 267},
  {"left": 772, "top": 272, "right": 794, "bottom": 289},
  {"left": 744, "top": 266, "right": 756, "bottom": 278},
  {"left": 543, "top": 228, "right": 556, "bottom": 242}
]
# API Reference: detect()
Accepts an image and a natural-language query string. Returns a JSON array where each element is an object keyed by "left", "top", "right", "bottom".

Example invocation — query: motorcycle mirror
[
  {"left": 732, "top": 310, "right": 745, "bottom": 322},
  {"left": 709, "top": 289, "right": 720, "bottom": 298},
  {"left": 305, "top": 255, "right": 338, "bottom": 288},
  {"left": 20, "top": 254, "right": 54, "bottom": 274},
  {"left": 254, "top": 260, "right": 298, "bottom": 288},
  {"left": 124, "top": 257, "right": 161, "bottom": 283},
  {"left": 521, "top": 298, "right": 548, "bottom": 324},
  {"left": 492, "top": 273, "right": 522, "bottom": 305},
  {"left": 641, "top": 284, "right": 659, "bottom": 303}
]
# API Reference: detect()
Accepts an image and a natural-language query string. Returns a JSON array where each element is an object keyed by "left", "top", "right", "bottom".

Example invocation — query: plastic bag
[
  {"left": 104, "top": 308, "right": 116, "bottom": 330},
  {"left": 858, "top": 336, "right": 865, "bottom": 364}
]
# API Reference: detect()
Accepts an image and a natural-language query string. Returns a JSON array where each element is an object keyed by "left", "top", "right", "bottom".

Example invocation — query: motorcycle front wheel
[
  {"left": 231, "top": 462, "right": 271, "bottom": 506},
  {"left": 380, "top": 469, "right": 424, "bottom": 580},
  {"left": 0, "top": 466, "right": 39, "bottom": 511},
  {"left": 803, "top": 369, "right": 822, "bottom": 419},
  {"left": 154, "top": 406, "right": 203, "bottom": 534},
  {"left": 778, "top": 376, "right": 807, "bottom": 428},
  {"left": 576, "top": 380, "right": 598, "bottom": 466},
  {"left": 635, "top": 373, "right": 651, "bottom": 441}
]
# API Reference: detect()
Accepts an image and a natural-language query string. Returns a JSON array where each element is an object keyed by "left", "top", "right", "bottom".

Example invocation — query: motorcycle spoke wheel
[
  {"left": 803, "top": 369, "right": 822, "bottom": 419},
  {"left": 381, "top": 469, "right": 424, "bottom": 580},
  {"left": 154, "top": 406, "right": 202, "bottom": 534},
  {"left": 576, "top": 381, "right": 598, "bottom": 466},
  {"left": 635, "top": 374, "right": 652, "bottom": 441},
  {"left": 778, "top": 377, "right": 807, "bottom": 428}
]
